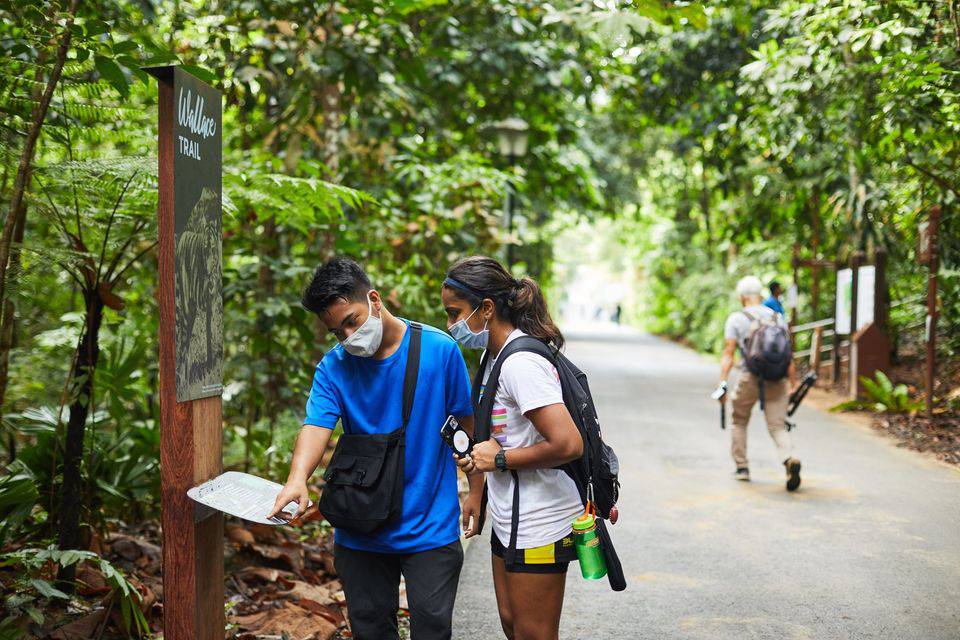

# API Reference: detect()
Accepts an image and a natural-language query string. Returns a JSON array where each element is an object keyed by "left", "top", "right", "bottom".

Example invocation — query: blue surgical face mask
[{"left": 449, "top": 306, "right": 488, "bottom": 349}]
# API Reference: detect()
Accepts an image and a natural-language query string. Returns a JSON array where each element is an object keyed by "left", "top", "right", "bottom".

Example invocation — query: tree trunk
[
  {"left": 311, "top": 1, "right": 343, "bottom": 364},
  {"left": 0, "top": 0, "right": 78, "bottom": 310},
  {"left": 699, "top": 164, "right": 711, "bottom": 242},
  {"left": 0, "top": 212, "right": 26, "bottom": 462},
  {"left": 810, "top": 188, "right": 822, "bottom": 317},
  {"left": 56, "top": 291, "right": 104, "bottom": 585},
  {"left": 257, "top": 215, "right": 281, "bottom": 475},
  {"left": 0, "top": 29, "right": 52, "bottom": 420}
]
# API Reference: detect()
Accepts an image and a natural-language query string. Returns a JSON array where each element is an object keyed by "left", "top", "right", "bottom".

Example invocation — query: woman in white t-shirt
[{"left": 440, "top": 256, "right": 584, "bottom": 640}]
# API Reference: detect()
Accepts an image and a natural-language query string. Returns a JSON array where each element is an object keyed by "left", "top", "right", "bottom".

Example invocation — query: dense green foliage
[
  {"left": 0, "top": 0, "right": 956, "bottom": 631},
  {"left": 0, "top": 0, "right": 688, "bottom": 598},
  {"left": 593, "top": 1, "right": 958, "bottom": 357}
]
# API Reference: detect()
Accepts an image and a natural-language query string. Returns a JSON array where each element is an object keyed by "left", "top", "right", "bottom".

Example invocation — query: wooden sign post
[{"left": 146, "top": 65, "right": 225, "bottom": 640}]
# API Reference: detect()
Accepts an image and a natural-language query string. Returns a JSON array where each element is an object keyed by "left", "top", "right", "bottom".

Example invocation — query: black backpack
[
  {"left": 741, "top": 311, "right": 792, "bottom": 381},
  {"left": 740, "top": 311, "right": 792, "bottom": 410},
  {"left": 472, "top": 336, "right": 626, "bottom": 592}
]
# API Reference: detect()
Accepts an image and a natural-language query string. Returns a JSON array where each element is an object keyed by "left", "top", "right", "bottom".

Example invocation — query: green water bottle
[{"left": 572, "top": 512, "right": 607, "bottom": 580}]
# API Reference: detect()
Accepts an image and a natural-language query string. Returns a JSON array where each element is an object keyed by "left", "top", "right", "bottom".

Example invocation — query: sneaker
[
  {"left": 784, "top": 458, "right": 802, "bottom": 492},
  {"left": 735, "top": 467, "right": 750, "bottom": 482}
]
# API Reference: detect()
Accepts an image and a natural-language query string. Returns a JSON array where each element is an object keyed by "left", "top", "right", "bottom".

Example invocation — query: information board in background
[
  {"left": 835, "top": 265, "right": 875, "bottom": 334},
  {"left": 786, "top": 284, "right": 799, "bottom": 309}
]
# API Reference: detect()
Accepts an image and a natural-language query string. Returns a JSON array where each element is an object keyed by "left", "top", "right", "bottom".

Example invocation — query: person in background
[
  {"left": 763, "top": 280, "right": 785, "bottom": 316},
  {"left": 719, "top": 276, "right": 802, "bottom": 491},
  {"left": 269, "top": 257, "right": 483, "bottom": 640}
]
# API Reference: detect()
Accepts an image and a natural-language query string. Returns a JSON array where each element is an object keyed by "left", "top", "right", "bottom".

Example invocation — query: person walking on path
[
  {"left": 441, "top": 256, "right": 584, "bottom": 640},
  {"left": 719, "top": 275, "right": 802, "bottom": 491},
  {"left": 763, "top": 280, "right": 785, "bottom": 316},
  {"left": 269, "top": 257, "right": 483, "bottom": 640}
]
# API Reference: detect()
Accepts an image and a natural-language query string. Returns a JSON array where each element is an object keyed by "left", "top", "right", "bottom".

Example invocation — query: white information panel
[
  {"left": 835, "top": 265, "right": 875, "bottom": 334},
  {"left": 187, "top": 471, "right": 310, "bottom": 525},
  {"left": 786, "top": 284, "right": 799, "bottom": 309}
]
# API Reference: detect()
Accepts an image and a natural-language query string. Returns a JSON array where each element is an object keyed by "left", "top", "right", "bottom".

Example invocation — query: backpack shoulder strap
[
  {"left": 484, "top": 337, "right": 556, "bottom": 570},
  {"left": 400, "top": 322, "right": 422, "bottom": 431},
  {"left": 475, "top": 337, "right": 556, "bottom": 441},
  {"left": 506, "top": 469, "right": 520, "bottom": 569},
  {"left": 470, "top": 349, "right": 489, "bottom": 413}
]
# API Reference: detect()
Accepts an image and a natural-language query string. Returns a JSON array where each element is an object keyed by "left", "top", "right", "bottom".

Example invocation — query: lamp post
[{"left": 492, "top": 117, "right": 529, "bottom": 268}]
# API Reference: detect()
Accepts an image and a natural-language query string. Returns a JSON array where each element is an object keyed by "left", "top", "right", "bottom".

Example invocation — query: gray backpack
[{"left": 741, "top": 311, "right": 792, "bottom": 381}]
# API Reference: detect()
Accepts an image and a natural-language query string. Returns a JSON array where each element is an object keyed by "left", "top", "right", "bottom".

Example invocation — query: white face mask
[
  {"left": 341, "top": 294, "right": 383, "bottom": 358},
  {"left": 449, "top": 306, "right": 489, "bottom": 350}
]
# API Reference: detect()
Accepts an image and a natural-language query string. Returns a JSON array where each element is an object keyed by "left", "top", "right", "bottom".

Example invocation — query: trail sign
[
  {"left": 146, "top": 65, "right": 224, "bottom": 640},
  {"left": 835, "top": 265, "right": 875, "bottom": 335},
  {"left": 172, "top": 70, "right": 223, "bottom": 402}
]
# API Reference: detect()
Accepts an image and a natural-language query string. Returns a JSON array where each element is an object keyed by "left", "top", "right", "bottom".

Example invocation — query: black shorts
[{"left": 491, "top": 531, "right": 578, "bottom": 574}]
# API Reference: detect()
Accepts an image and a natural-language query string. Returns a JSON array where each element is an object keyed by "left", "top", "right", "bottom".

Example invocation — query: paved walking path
[{"left": 453, "top": 327, "right": 960, "bottom": 639}]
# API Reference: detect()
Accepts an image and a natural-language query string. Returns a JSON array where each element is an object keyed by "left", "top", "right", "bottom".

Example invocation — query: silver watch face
[{"left": 452, "top": 430, "right": 470, "bottom": 453}]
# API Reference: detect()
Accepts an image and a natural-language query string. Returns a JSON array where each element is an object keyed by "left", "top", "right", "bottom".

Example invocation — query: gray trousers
[{"left": 334, "top": 540, "right": 463, "bottom": 640}]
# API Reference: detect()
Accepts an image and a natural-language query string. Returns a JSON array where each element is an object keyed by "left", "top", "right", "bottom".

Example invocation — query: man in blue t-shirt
[
  {"left": 269, "top": 257, "right": 482, "bottom": 640},
  {"left": 763, "top": 280, "right": 785, "bottom": 316}
]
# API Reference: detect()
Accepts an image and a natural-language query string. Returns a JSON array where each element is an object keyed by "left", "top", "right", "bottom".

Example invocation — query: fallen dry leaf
[
  {"left": 280, "top": 579, "right": 342, "bottom": 605},
  {"left": 235, "top": 565, "right": 297, "bottom": 584},
  {"left": 246, "top": 523, "right": 284, "bottom": 543},
  {"left": 47, "top": 608, "right": 108, "bottom": 640},
  {"left": 305, "top": 549, "right": 336, "bottom": 576},
  {"left": 294, "top": 599, "right": 344, "bottom": 626},
  {"left": 75, "top": 561, "right": 108, "bottom": 596},
  {"left": 398, "top": 577, "right": 408, "bottom": 611},
  {"left": 226, "top": 523, "right": 256, "bottom": 547},
  {"left": 253, "top": 542, "right": 304, "bottom": 572},
  {"left": 109, "top": 533, "right": 161, "bottom": 565},
  {"left": 232, "top": 602, "right": 338, "bottom": 640}
]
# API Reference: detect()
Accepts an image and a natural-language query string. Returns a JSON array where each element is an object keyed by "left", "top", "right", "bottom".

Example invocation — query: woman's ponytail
[
  {"left": 506, "top": 276, "right": 564, "bottom": 349},
  {"left": 444, "top": 256, "right": 565, "bottom": 350}
]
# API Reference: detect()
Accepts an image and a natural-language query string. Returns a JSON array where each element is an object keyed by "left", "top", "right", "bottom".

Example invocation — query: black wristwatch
[{"left": 495, "top": 449, "right": 508, "bottom": 472}]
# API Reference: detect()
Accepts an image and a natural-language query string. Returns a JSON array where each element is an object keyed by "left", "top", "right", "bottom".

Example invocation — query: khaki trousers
[{"left": 730, "top": 370, "right": 792, "bottom": 468}]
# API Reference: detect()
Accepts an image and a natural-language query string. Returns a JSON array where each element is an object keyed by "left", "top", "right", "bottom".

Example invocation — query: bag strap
[
  {"left": 472, "top": 337, "right": 555, "bottom": 537},
  {"left": 470, "top": 349, "right": 489, "bottom": 421},
  {"left": 338, "top": 321, "right": 422, "bottom": 434},
  {"left": 506, "top": 470, "right": 520, "bottom": 569},
  {"left": 472, "top": 336, "right": 559, "bottom": 564},
  {"left": 475, "top": 336, "right": 556, "bottom": 442},
  {"left": 738, "top": 310, "right": 761, "bottom": 356},
  {"left": 401, "top": 322, "right": 423, "bottom": 432}
]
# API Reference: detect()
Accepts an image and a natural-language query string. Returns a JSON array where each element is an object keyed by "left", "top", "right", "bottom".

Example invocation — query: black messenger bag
[{"left": 318, "top": 322, "right": 422, "bottom": 533}]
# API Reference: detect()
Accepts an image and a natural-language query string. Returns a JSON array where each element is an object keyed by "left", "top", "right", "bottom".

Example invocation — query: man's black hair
[
  {"left": 302, "top": 257, "right": 372, "bottom": 315},
  {"left": 769, "top": 280, "right": 782, "bottom": 295}
]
